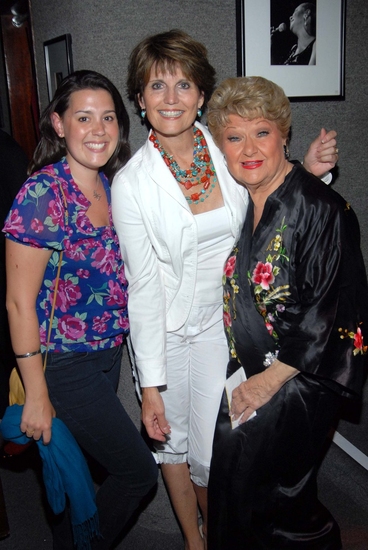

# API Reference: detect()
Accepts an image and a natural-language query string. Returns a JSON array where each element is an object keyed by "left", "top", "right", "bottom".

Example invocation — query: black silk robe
[{"left": 208, "top": 165, "right": 368, "bottom": 549}]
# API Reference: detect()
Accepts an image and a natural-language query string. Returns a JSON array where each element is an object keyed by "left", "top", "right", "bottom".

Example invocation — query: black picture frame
[
  {"left": 44, "top": 34, "right": 74, "bottom": 101},
  {"left": 236, "top": 0, "right": 346, "bottom": 100}
]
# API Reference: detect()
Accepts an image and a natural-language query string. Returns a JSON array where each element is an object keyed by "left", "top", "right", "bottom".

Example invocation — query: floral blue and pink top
[{"left": 3, "top": 158, "right": 129, "bottom": 353}]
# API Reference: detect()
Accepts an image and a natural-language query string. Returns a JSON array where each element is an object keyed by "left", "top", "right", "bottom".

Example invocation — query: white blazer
[{"left": 111, "top": 122, "right": 248, "bottom": 387}]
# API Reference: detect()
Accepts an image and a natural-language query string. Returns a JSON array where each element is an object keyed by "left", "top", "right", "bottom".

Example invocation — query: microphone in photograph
[{"left": 271, "top": 22, "right": 287, "bottom": 35}]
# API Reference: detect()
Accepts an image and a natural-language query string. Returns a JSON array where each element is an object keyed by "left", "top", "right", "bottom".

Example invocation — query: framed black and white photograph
[
  {"left": 44, "top": 34, "right": 74, "bottom": 101},
  {"left": 236, "top": 0, "right": 345, "bottom": 100}
]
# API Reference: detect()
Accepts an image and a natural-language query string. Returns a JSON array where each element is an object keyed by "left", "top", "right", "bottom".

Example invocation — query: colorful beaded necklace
[{"left": 149, "top": 127, "right": 217, "bottom": 204}]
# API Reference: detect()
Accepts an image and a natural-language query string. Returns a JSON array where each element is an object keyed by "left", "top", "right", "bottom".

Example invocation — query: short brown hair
[
  {"left": 207, "top": 76, "right": 291, "bottom": 146},
  {"left": 127, "top": 29, "right": 216, "bottom": 115}
]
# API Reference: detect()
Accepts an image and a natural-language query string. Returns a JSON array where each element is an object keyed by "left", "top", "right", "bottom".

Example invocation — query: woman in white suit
[{"left": 111, "top": 29, "right": 338, "bottom": 550}]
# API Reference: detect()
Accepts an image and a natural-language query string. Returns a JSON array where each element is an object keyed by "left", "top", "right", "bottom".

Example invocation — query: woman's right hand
[
  {"left": 303, "top": 128, "right": 338, "bottom": 176},
  {"left": 231, "top": 359, "right": 299, "bottom": 423},
  {"left": 141, "top": 387, "right": 171, "bottom": 441}
]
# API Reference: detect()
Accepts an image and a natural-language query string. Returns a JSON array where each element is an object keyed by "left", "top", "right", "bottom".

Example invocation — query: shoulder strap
[{"left": 42, "top": 180, "right": 68, "bottom": 370}]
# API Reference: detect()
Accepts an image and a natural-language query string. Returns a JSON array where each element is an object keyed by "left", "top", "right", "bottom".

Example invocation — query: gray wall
[
  {"left": 29, "top": 0, "right": 368, "bottom": 272},
  {"left": 29, "top": 0, "right": 368, "bottom": 501}
]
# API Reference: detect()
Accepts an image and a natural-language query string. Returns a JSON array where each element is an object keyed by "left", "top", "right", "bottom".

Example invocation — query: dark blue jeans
[{"left": 45, "top": 345, "right": 158, "bottom": 549}]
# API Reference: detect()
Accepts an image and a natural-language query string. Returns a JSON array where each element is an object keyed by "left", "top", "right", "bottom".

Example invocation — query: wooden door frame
[{"left": 0, "top": 1, "right": 39, "bottom": 160}]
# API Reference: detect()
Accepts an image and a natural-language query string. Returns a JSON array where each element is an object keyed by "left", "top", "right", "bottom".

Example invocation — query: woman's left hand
[
  {"left": 21, "top": 395, "right": 56, "bottom": 444},
  {"left": 303, "top": 128, "right": 338, "bottom": 177},
  {"left": 231, "top": 360, "right": 299, "bottom": 424}
]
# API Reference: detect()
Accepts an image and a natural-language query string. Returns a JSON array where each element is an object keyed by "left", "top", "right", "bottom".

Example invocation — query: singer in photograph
[{"left": 271, "top": 2, "right": 316, "bottom": 66}]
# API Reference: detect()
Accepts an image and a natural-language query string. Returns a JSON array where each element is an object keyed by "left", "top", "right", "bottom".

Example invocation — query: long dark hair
[{"left": 29, "top": 70, "right": 131, "bottom": 181}]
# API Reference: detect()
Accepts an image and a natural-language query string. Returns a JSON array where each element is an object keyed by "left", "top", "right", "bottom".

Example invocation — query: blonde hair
[{"left": 207, "top": 76, "right": 291, "bottom": 146}]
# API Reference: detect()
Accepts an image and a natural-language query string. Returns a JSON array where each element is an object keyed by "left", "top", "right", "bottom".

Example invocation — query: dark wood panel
[{"left": 1, "top": 14, "right": 39, "bottom": 160}]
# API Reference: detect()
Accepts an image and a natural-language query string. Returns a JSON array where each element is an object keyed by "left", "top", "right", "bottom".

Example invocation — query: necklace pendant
[{"left": 93, "top": 189, "right": 102, "bottom": 201}]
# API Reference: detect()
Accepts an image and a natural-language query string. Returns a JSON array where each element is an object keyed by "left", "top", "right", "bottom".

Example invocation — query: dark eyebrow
[{"left": 74, "top": 109, "right": 116, "bottom": 115}]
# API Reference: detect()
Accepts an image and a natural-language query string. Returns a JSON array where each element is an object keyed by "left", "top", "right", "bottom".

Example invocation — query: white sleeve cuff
[{"left": 320, "top": 171, "right": 332, "bottom": 185}]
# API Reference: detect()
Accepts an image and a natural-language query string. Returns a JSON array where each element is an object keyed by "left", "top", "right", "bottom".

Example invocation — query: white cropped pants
[{"left": 154, "top": 304, "right": 229, "bottom": 487}]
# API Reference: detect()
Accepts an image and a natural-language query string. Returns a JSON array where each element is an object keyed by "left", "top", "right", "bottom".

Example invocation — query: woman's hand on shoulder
[
  {"left": 231, "top": 360, "right": 299, "bottom": 424},
  {"left": 303, "top": 128, "right": 338, "bottom": 177}
]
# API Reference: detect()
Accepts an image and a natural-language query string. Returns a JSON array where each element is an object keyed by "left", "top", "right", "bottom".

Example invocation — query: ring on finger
[{"left": 335, "top": 147, "right": 339, "bottom": 154}]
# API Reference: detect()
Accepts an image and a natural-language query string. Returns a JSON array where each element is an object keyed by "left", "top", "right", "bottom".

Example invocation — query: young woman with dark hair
[{"left": 4, "top": 69, "right": 157, "bottom": 549}]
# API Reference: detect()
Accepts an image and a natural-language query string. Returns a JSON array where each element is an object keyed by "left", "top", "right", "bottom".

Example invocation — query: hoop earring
[
  {"left": 283, "top": 144, "right": 290, "bottom": 159},
  {"left": 197, "top": 108, "right": 202, "bottom": 118}
]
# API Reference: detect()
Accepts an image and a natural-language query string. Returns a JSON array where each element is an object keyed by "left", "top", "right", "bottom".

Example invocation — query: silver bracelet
[
  {"left": 263, "top": 351, "right": 279, "bottom": 368},
  {"left": 14, "top": 348, "right": 41, "bottom": 359}
]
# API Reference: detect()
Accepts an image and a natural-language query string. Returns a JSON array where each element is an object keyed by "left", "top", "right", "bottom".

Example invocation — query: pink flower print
[
  {"left": 73, "top": 192, "right": 85, "bottom": 206},
  {"left": 339, "top": 325, "right": 367, "bottom": 355},
  {"left": 63, "top": 163, "right": 72, "bottom": 176},
  {"left": 91, "top": 247, "right": 116, "bottom": 275},
  {"left": 5, "top": 209, "right": 25, "bottom": 236},
  {"left": 39, "top": 324, "right": 47, "bottom": 346},
  {"left": 16, "top": 183, "right": 30, "bottom": 204},
  {"left": 89, "top": 340, "right": 100, "bottom": 349},
  {"left": 101, "top": 227, "right": 113, "bottom": 241},
  {"left": 31, "top": 218, "right": 44, "bottom": 234},
  {"left": 224, "top": 311, "right": 232, "bottom": 328},
  {"left": 47, "top": 198, "right": 64, "bottom": 227},
  {"left": 93, "top": 311, "right": 112, "bottom": 334},
  {"left": 252, "top": 262, "right": 275, "bottom": 290},
  {"left": 224, "top": 256, "right": 236, "bottom": 278},
  {"left": 115, "top": 334, "right": 124, "bottom": 346},
  {"left": 117, "top": 265, "right": 128, "bottom": 286},
  {"left": 107, "top": 280, "right": 126, "bottom": 307},
  {"left": 113, "top": 232, "right": 122, "bottom": 252},
  {"left": 76, "top": 268, "right": 90, "bottom": 279},
  {"left": 69, "top": 189, "right": 90, "bottom": 209},
  {"left": 65, "top": 241, "right": 88, "bottom": 262},
  {"left": 117, "top": 316, "right": 129, "bottom": 331},
  {"left": 276, "top": 304, "right": 285, "bottom": 313},
  {"left": 58, "top": 315, "right": 87, "bottom": 339},
  {"left": 353, "top": 327, "right": 364, "bottom": 354},
  {"left": 265, "top": 322, "right": 274, "bottom": 335},
  {"left": 76, "top": 209, "right": 94, "bottom": 234},
  {"left": 83, "top": 238, "right": 99, "bottom": 251},
  {"left": 53, "top": 279, "right": 82, "bottom": 313}
]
